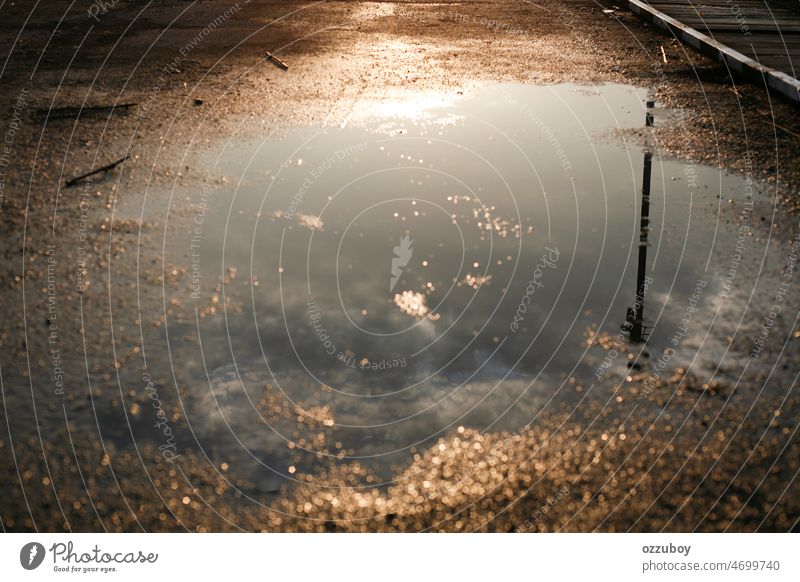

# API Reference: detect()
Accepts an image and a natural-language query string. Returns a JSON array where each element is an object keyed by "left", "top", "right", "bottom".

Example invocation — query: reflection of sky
[{"left": 165, "top": 83, "right": 760, "bottom": 479}]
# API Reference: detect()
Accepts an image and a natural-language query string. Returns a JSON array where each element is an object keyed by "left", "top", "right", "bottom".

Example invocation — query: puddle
[{"left": 143, "top": 83, "right": 768, "bottom": 486}]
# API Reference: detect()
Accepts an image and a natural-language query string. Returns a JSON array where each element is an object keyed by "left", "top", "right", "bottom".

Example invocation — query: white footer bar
[{"left": 1, "top": 533, "right": 796, "bottom": 581}]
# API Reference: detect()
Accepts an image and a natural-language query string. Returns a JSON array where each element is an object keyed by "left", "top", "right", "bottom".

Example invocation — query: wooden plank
[
  {"left": 757, "top": 55, "right": 799, "bottom": 68},
  {"left": 735, "top": 41, "right": 800, "bottom": 52},
  {"left": 649, "top": 10, "right": 800, "bottom": 22},
  {"left": 715, "top": 34, "right": 800, "bottom": 45},
  {"left": 689, "top": 24, "right": 800, "bottom": 33},
  {"left": 739, "top": 50, "right": 800, "bottom": 60},
  {"left": 623, "top": 0, "right": 800, "bottom": 103},
  {"left": 655, "top": 15, "right": 800, "bottom": 25},
  {"left": 648, "top": 3, "right": 799, "bottom": 13},
  {"left": 648, "top": 10, "right": 800, "bottom": 21},
  {"left": 646, "top": 0, "right": 798, "bottom": 6}
]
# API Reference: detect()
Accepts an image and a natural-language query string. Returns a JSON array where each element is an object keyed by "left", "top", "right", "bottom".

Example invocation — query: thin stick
[
  {"left": 660, "top": 46, "right": 668, "bottom": 64},
  {"left": 65, "top": 155, "right": 130, "bottom": 187},
  {"left": 265, "top": 52, "right": 288, "bottom": 71},
  {"left": 775, "top": 123, "right": 800, "bottom": 140},
  {"left": 35, "top": 103, "right": 138, "bottom": 120},
  {"left": 756, "top": 109, "right": 800, "bottom": 139}
]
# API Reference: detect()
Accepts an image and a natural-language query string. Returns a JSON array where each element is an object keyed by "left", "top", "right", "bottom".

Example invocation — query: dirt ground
[{"left": 0, "top": 1, "right": 798, "bottom": 532}]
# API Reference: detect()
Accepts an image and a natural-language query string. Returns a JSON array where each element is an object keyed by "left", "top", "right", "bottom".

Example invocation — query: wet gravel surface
[{"left": 0, "top": 0, "right": 798, "bottom": 532}]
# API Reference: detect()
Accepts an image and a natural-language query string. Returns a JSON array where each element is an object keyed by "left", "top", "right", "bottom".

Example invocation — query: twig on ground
[
  {"left": 65, "top": 155, "right": 130, "bottom": 187},
  {"left": 33, "top": 103, "right": 137, "bottom": 120},
  {"left": 265, "top": 52, "right": 289, "bottom": 71}
]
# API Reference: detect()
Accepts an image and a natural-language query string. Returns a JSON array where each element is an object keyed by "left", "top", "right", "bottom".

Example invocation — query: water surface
[{"left": 149, "top": 83, "right": 762, "bottom": 487}]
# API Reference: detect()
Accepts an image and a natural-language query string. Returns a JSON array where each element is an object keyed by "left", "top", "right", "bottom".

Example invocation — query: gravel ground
[{"left": 0, "top": 0, "right": 798, "bottom": 532}]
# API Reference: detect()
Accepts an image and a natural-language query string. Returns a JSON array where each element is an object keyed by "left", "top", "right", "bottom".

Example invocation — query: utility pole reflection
[{"left": 623, "top": 100, "right": 654, "bottom": 344}]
